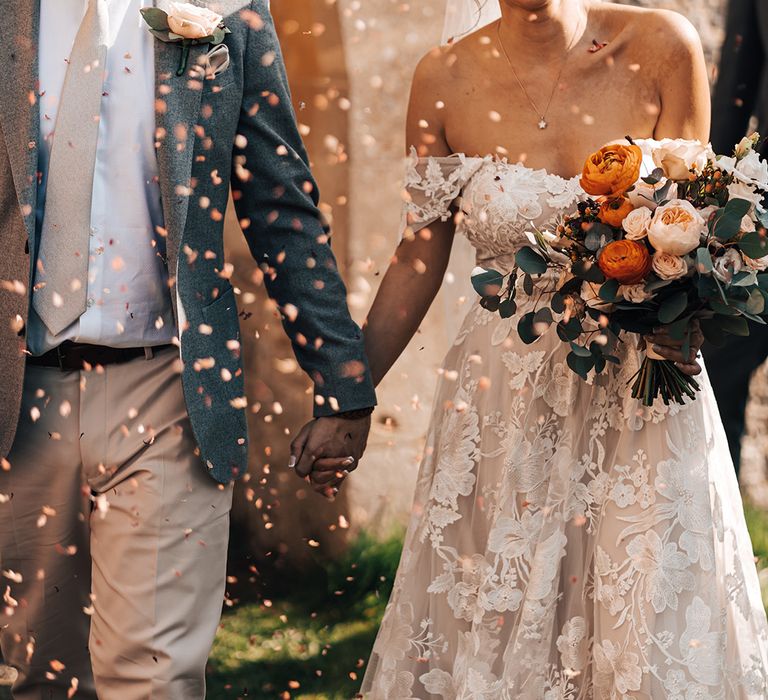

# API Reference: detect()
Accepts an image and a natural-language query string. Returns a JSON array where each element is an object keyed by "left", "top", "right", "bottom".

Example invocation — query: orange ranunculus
[
  {"left": 580, "top": 143, "right": 643, "bottom": 198},
  {"left": 598, "top": 197, "right": 635, "bottom": 228},
  {"left": 598, "top": 239, "right": 652, "bottom": 284}
]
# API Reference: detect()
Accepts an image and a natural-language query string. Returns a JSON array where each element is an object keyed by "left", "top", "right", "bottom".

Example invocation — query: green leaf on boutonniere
[
  {"left": 140, "top": 7, "right": 170, "bottom": 31},
  {"left": 210, "top": 27, "right": 227, "bottom": 44},
  {"left": 148, "top": 28, "right": 174, "bottom": 42}
]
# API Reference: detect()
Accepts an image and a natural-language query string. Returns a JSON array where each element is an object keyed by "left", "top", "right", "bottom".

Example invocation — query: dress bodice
[{"left": 402, "top": 149, "right": 585, "bottom": 271}]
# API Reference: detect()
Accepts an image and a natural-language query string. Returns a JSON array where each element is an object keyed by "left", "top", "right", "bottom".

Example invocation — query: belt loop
[
  {"left": 144, "top": 347, "right": 154, "bottom": 361},
  {"left": 56, "top": 344, "right": 65, "bottom": 371}
]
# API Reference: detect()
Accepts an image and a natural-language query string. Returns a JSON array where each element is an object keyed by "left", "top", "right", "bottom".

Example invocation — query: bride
[{"left": 342, "top": 0, "right": 768, "bottom": 697}]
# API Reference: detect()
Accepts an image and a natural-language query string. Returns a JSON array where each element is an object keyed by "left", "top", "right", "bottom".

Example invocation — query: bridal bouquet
[{"left": 473, "top": 135, "right": 768, "bottom": 405}]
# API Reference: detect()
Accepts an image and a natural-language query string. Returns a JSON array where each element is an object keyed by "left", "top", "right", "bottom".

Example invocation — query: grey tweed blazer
[{"left": 0, "top": 0, "right": 377, "bottom": 483}]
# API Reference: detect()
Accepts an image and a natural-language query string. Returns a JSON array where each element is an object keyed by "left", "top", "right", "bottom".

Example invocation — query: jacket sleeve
[
  {"left": 231, "top": 0, "right": 376, "bottom": 416},
  {"left": 711, "top": 0, "right": 765, "bottom": 155}
]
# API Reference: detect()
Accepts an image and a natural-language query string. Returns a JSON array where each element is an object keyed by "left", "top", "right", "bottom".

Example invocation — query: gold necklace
[{"left": 496, "top": 18, "right": 586, "bottom": 130}]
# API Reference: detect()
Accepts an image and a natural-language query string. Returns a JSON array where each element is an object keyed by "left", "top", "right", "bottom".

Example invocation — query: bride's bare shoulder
[
  {"left": 594, "top": 3, "right": 702, "bottom": 59},
  {"left": 410, "top": 28, "right": 493, "bottom": 101}
]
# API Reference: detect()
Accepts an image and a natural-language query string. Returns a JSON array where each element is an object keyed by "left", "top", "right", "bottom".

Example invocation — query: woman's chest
[{"left": 443, "top": 60, "right": 660, "bottom": 174}]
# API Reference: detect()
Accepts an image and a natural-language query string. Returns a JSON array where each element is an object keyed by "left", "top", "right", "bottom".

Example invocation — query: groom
[{"left": 0, "top": 1, "right": 375, "bottom": 698}]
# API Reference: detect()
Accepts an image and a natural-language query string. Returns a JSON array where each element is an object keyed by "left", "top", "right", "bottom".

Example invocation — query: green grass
[{"left": 205, "top": 531, "right": 403, "bottom": 700}]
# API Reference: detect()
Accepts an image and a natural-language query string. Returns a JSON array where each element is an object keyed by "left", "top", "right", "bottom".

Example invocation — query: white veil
[
  {"left": 436, "top": 1, "right": 502, "bottom": 342},
  {"left": 441, "top": 0, "right": 501, "bottom": 45}
]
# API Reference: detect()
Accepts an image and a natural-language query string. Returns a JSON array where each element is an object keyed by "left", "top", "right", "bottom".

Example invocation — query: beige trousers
[{"left": 0, "top": 348, "right": 234, "bottom": 700}]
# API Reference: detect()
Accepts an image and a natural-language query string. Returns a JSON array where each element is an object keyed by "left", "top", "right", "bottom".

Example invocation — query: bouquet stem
[{"left": 629, "top": 348, "right": 700, "bottom": 407}]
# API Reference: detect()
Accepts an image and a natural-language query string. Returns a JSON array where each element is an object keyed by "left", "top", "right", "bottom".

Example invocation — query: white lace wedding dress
[{"left": 361, "top": 144, "right": 768, "bottom": 699}]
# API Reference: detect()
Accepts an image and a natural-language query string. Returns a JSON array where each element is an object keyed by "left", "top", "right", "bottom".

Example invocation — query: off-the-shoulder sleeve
[{"left": 399, "top": 149, "right": 485, "bottom": 237}]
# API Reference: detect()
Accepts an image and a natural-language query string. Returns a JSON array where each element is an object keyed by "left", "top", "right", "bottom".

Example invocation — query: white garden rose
[
  {"left": 648, "top": 199, "right": 706, "bottom": 255},
  {"left": 167, "top": 2, "right": 222, "bottom": 39},
  {"left": 651, "top": 139, "right": 713, "bottom": 181},
  {"left": 619, "top": 284, "right": 654, "bottom": 303},
  {"left": 727, "top": 180, "right": 763, "bottom": 208},
  {"left": 652, "top": 251, "right": 688, "bottom": 280},
  {"left": 622, "top": 207, "right": 652, "bottom": 240},
  {"left": 735, "top": 150, "right": 768, "bottom": 188},
  {"left": 713, "top": 248, "right": 744, "bottom": 283}
]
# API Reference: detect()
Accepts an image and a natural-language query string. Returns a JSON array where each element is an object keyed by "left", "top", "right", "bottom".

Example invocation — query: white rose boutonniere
[{"left": 140, "top": 3, "right": 231, "bottom": 75}]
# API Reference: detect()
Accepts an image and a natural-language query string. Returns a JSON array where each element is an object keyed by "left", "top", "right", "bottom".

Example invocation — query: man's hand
[
  {"left": 289, "top": 415, "right": 372, "bottom": 499},
  {"left": 644, "top": 319, "right": 705, "bottom": 377}
]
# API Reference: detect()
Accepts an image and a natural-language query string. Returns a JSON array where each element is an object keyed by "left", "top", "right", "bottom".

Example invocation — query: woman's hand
[{"left": 644, "top": 319, "right": 705, "bottom": 377}]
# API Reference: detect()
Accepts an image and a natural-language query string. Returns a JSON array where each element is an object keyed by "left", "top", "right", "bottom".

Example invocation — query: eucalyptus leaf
[
  {"left": 566, "top": 351, "right": 594, "bottom": 380},
  {"left": 717, "top": 314, "right": 750, "bottom": 336},
  {"left": 732, "top": 269, "right": 759, "bottom": 287},
  {"left": 654, "top": 179, "right": 675, "bottom": 204},
  {"left": 658, "top": 291, "right": 688, "bottom": 324},
  {"left": 523, "top": 274, "right": 534, "bottom": 296},
  {"left": 517, "top": 312, "right": 538, "bottom": 344},
  {"left": 534, "top": 307, "right": 554, "bottom": 328},
  {"left": 499, "top": 298, "right": 516, "bottom": 318},
  {"left": 738, "top": 231, "right": 768, "bottom": 260},
  {"left": 570, "top": 342, "right": 592, "bottom": 358},
  {"left": 572, "top": 259, "right": 605, "bottom": 284},
  {"left": 642, "top": 168, "right": 664, "bottom": 185},
  {"left": 695, "top": 247, "right": 713, "bottom": 274},
  {"left": 584, "top": 223, "right": 614, "bottom": 253},
  {"left": 551, "top": 293, "right": 566, "bottom": 314},
  {"left": 645, "top": 277, "right": 674, "bottom": 292},
  {"left": 515, "top": 246, "right": 548, "bottom": 275},
  {"left": 557, "top": 317, "right": 583, "bottom": 342},
  {"left": 479, "top": 295, "right": 501, "bottom": 312},
  {"left": 710, "top": 199, "right": 753, "bottom": 242},
  {"left": 746, "top": 288, "right": 766, "bottom": 315},
  {"left": 599, "top": 278, "right": 620, "bottom": 302},
  {"left": 471, "top": 268, "right": 504, "bottom": 297}
]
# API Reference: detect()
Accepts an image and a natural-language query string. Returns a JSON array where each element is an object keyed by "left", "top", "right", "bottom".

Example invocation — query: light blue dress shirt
[{"left": 28, "top": 0, "right": 175, "bottom": 354}]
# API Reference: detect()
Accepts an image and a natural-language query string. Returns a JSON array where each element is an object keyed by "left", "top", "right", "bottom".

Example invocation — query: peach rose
[
  {"left": 580, "top": 144, "right": 643, "bottom": 198},
  {"left": 620, "top": 284, "right": 654, "bottom": 303},
  {"left": 647, "top": 199, "right": 705, "bottom": 255},
  {"left": 622, "top": 207, "right": 652, "bottom": 240},
  {"left": 652, "top": 251, "right": 688, "bottom": 280},
  {"left": 598, "top": 197, "right": 634, "bottom": 228},
  {"left": 167, "top": 1, "right": 222, "bottom": 39},
  {"left": 598, "top": 240, "right": 652, "bottom": 284}
]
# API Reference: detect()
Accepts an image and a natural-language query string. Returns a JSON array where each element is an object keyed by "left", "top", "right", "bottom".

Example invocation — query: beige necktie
[{"left": 33, "top": 0, "right": 109, "bottom": 336}]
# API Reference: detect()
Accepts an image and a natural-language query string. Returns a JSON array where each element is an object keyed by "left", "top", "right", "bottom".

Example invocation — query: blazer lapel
[
  {"left": 154, "top": 37, "right": 208, "bottom": 285},
  {"left": 0, "top": 0, "right": 40, "bottom": 245}
]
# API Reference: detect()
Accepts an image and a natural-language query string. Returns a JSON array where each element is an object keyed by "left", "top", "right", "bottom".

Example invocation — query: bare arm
[
  {"left": 653, "top": 11, "right": 711, "bottom": 142},
  {"left": 364, "top": 50, "right": 457, "bottom": 386}
]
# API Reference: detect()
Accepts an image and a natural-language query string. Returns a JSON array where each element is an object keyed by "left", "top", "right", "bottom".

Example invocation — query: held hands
[
  {"left": 643, "top": 319, "right": 705, "bottom": 377},
  {"left": 289, "top": 414, "right": 372, "bottom": 499}
]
